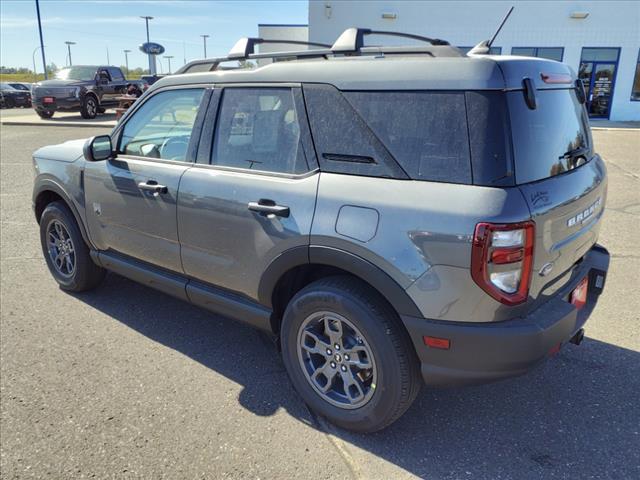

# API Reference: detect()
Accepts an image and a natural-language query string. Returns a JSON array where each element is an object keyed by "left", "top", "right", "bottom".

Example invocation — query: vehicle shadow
[{"left": 72, "top": 272, "right": 640, "bottom": 479}]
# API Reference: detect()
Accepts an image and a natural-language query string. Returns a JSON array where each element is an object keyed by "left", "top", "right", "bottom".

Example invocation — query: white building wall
[
  {"left": 309, "top": 1, "right": 640, "bottom": 121},
  {"left": 257, "top": 24, "right": 309, "bottom": 66}
]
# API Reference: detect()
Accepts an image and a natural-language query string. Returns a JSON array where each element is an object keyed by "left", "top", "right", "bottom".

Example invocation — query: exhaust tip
[{"left": 570, "top": 328, "right": 585, "bottom": 346}]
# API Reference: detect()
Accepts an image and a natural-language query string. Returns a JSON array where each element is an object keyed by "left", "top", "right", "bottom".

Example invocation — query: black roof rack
[
  {"left": 331, "top": 28, "right": 450, "bottom": 53},
  {"left": 175, "top": 27, "right": 458, "bottom": 75}
]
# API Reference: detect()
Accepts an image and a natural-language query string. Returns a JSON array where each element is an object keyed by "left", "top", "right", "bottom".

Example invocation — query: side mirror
[{"left": 84, "top": 135, "right": 113, "bottom": 161}]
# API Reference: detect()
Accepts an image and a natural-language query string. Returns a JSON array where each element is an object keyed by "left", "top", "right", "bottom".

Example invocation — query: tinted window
[
  {"left": 303, "top": 84, "right": 407, "bottom": 179},
  {"left": 465, "top": 91, "right": 513, "bottom": 186},
  {"left": 345, "top": 91, "right": 471, "bottom": 183},
  {"left": 508, "top": 89, "right": 591, "bottom": 184},
  {"left": 120, "top": 88, "right": 204, "bottom": 161},
  {"left": 212, "top": 88, "right": 308, "bottom": 174}
]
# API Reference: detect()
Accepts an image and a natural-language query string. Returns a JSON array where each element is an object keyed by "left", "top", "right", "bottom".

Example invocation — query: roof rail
[
  {"left": 228, "top": 37, "right": 331, "bottom": 60},
  {"left": 331, "top": 28, "right": 450, "bottom": 53},
  {"left": 174, "top": 27, "right": 459, "bottom": 75}
]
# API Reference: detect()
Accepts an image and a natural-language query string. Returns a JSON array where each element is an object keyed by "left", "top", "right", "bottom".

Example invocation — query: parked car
[
  {"left": 31, "top": 65, "right": 145, "bottom": 119},
  {"left": 0, "top": 82, "right": 31, "bottom": 108},
  {"left": 32, "top": 28, "right": 609, "bottom": 433}
]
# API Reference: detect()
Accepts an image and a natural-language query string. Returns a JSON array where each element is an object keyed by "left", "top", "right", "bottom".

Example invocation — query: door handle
[
  {"left": 248, "top": 199, "right": 290, "bottom": 218},
  {"left": 138, "top": 180, "right": 168, "bottom": 195}
]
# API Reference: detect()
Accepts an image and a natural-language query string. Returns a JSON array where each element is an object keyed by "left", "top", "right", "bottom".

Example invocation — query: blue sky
[{"left": 0, "top": 0, "right": 308, "bottom": 72}]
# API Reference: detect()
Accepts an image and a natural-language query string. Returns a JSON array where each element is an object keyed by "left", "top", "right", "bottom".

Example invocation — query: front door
[
  {"left": 84, "top": 87, "right": 208, "bottom": 272},
  {"left": 579, "top": 48, "right": 620, "bottom": 119},
  {"left": 177, "top": 86, "right": 319, "bottom": 301}
]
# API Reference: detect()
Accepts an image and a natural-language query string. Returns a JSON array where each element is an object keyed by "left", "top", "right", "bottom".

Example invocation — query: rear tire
[
  {"left": 39, "top": 201, "right": 105, "bottom": 292},
  {"left": 80, "top": 95, "right": 98, "bottom": 119},
  {"left": 281, "top": 276, "right": 421, "bottom": 432},
  {"left": 36, "top": 109, "right": 54, "bottom": 119}
]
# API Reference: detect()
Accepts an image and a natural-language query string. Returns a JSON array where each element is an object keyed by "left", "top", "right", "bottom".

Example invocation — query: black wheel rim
[
  {"left": 46, "top": 219, "right": 75, "bottom": 277},
  {"left": 297, "top": 311, "right": 377, "bottom": 409},
  {"left": 87, "top": 99, "right": 96, "bottom": 116}
]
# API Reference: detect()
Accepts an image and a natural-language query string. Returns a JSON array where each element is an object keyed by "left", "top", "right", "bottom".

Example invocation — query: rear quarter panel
[{"left": 311, "top": 173, "right": 532, "bottom": 322}]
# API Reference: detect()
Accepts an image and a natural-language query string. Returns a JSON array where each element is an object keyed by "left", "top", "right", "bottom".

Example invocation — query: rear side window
[
  {"left": 108, "top": 67, "right": 124, "bottom": 81},
  {"left": 212, "top": 88, "right": 308, "bottom": 174},
  {"left": 303, "top": 84, "right": 407, "bottom": 179},
  {"left": 345, "top": 91, "right": 472, "bottom": 183}
]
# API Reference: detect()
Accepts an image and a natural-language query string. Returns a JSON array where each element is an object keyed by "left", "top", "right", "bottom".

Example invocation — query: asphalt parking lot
[{"left": 1, "top": 123, "right": 639, "bottom": 479}]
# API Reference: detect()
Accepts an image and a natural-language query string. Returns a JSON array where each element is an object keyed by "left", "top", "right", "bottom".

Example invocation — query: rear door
[
  {"left": 84, "top": 87, "right": 209, "bottom": 272},
  {"left": 177, "top": 85, "right": 319, "bottom": 301},
  {"left": 508, "top": 86, "right": 607, "bottom": 299}
]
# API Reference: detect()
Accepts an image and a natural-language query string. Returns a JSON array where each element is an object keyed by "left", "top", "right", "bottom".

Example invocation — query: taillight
[{"left": 471, "top": 221, "right": 535, "bottom": 306}]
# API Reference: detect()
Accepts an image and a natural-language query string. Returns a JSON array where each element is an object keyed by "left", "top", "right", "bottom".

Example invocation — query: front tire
[
  {"left": 281, "top": 276, "right": 421, "bottom": 432},
  {"left": 80, "top": 95, "right": 98, "bottom": 119},
  {"left": 39, "top": 201, "right": 105, "bottom": 292}
]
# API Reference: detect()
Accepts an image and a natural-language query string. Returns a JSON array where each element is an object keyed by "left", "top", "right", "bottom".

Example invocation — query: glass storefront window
[
  {"left": 511, "top": 47, "right": 564, "bottom": 62},
  {"left": 581, "top": 48, "right": 620, "bottom": 62},
  {"left": 631, "top": 50, "right": 640, "bottom": 101}
]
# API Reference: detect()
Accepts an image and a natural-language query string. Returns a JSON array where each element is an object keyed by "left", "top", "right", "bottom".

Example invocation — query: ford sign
[{"left": 139, "top": 42, "right": 165, "bottom": 55}]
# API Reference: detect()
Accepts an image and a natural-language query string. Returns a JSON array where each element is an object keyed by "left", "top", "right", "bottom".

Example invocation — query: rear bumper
[{"left": 402, "top": 244, "right": 610, "bottom": 387}]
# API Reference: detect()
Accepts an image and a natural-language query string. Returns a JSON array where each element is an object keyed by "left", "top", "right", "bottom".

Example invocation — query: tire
[
  {"left": 80, "top": 95, "right": 98, "bottom": 119},
  {"left": 36, "top": 109, "right": 54, "bottom": 119},
  {"left": 5, "top": 97, "right": 15, "bottom": 109},
  {"left": 281, "top": 276, "right": 421, "bottom": 432},
  {"left": 39, "top": 201, "right": 105, "bottom": 292}
]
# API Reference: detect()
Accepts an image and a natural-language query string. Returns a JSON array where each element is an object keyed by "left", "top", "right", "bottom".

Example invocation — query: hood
[
  {"left": 36, "top": 79, "right": 89, "bottom": 87},
  {"left": 33, "top": 138, "right": 87, "bottom": 163}
]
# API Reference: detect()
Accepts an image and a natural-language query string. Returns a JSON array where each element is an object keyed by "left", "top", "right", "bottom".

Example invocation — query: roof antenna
[{"left": 468, "top": 6, "right": 514, "bottom": 55}]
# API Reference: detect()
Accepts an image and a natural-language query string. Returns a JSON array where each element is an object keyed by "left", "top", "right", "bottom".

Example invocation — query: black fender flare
[
  {"left": 258, "top": 245, "right": 422, "bottom": 318},
  {"left": 33, "top": 179, "right": 94, "bottom": 248}
]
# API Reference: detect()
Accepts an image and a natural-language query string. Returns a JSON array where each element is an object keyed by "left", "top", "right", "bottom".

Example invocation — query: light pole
[
  {"left": 123, "top": 49, "right": 131, "bottom": 75},
  {"left": 200, "top": 34, "right": 210, "bottom": 58},
  {"left": 163, "top": 55, "right": 174, "bottom": 74},
  {"left": 64, "top": 41, "right": 76, "bottom": 66},
  {"left": 32, "top": 45, "right": 45, "bottom": 82},
  {"left": 140, "top": 16, "right": 155, "bottom": 75},
  {"left": 35, "top": 0, "right": 48, "bottom": 79}
]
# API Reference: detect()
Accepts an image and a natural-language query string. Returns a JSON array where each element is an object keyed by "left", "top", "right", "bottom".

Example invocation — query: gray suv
[{"left": 32, "top": 29, "right": 610, "bottom": 432}]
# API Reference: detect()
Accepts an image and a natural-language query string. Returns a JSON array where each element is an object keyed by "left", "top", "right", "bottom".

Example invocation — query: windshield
[
  {"left": 508, "top": 88, "right": 591, "bottom": 184},
  {"left": 0, "top": 83, "right": 17, "bottom": 90},
  {"left": 55, "top": 66, "right": 98, "bottom": 81}
]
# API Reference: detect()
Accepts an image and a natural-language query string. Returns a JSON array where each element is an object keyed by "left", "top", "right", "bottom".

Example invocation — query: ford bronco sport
[{"left": 32, "top": 28, "right": 610, "bottom": 432}]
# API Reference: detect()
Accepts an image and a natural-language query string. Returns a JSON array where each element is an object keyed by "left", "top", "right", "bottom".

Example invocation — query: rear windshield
[{"left": 508, "top": 88, "right": 591, "bottom": 184}]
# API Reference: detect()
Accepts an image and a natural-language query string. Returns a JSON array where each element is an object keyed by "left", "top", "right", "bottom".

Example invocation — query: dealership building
[{"left": 259, "top": 1, "right": 639, "bottom": 121}]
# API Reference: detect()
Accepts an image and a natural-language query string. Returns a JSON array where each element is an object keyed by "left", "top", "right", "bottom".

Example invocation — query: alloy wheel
[
  {"left": 297, "top": 311, "right": 377, "bottom": 409},
  {"left": 46, "top": 219, "right": 75, "bottom": 277}
]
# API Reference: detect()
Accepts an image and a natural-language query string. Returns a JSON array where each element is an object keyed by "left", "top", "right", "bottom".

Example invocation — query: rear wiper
[{"left": 559, "top": 145, "right": 590, "bottom": 160}]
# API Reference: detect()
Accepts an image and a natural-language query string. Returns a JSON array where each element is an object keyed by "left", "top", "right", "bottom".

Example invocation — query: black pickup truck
[{"left": 32, "top": 65, "right": 145, "bottom": 119}]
